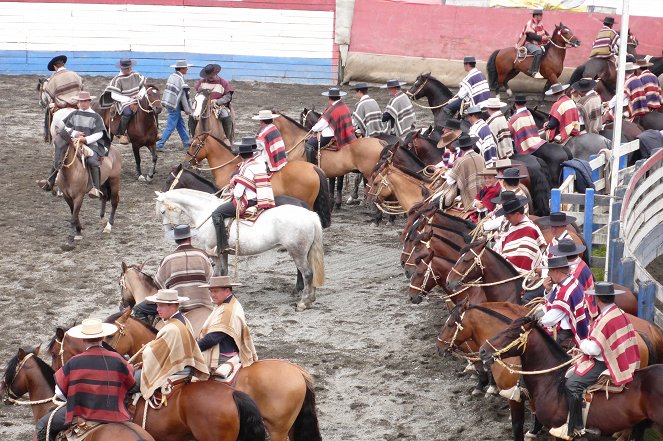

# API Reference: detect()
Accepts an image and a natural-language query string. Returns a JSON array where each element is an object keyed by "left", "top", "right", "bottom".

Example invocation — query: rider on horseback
[
  {"left": 443, "top": 56, "right": 491, "bottom": 116},
  {"left": 571, "top": 78, "right": 602, "bottom": 134},
  {"left": 442, "top": 134, "right": 486, "bottom": 209},
  {"left": 544, "top": 83, "right": 580, "bottom": 144},
  {"left": 197, "top": 276, "right": 258, "bottom": 380},
  {"left": 212, "top": 137, "right": 276, "bottom": 254},
  {"left": 253, "top": 110, "right": 287, "bottom": 172},
  {"left": 434, "top": 118, "right": 463, "bottom": 169},
  {"left": 589, "top": 16, "right": 619, "bottom": 61},
  {"left": 465, "top": 105, "right": 497, "bottom": 167},
  {"left": 549, "top": 238, "right": 596, "bottom": 320},
  {"left": 195, "top": 64, "right": 234, "bottom": 139},
  {"left": 516, "top": 9, "right": 549, "bottom": 79},
  {"left": 470, "top": 167, "right": 501, "bottom": 222},
  {"left": 41, "top": 55, "right": 84, "bottom": 139},
  {"left": 549, "top": 282, "right": 640, "bottom": 440},
  {"left": 99, "top": 58, "right": 146, "bottom": 145},
  {"left": 636, "top": 59, "right": 662, "bottom": 111},
  {"left": 381, "top": 79, "right": 416, "bottom": 138},
  {"left": 35, "top": 319, "right": 135, "bottom": 441},
  {"left": 352, "top": 83, "right": 385, "bottom": 137},
  {"left": 482, "top": 97, "right": 513, "bottom": 159},
  {"left": 305, "top": 87, "right": 356, "bottom": 165}
]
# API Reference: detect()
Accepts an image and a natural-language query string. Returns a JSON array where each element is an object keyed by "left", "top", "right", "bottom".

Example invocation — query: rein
[
  {"left": 3, "top": 353, "right": 59, "bottom": 406},
  {"left": 168, "top": 167, "right": 185, "bottom": 191},
  {"left": 437, "top": 311, "right": 481, "bottom": 361},
  {"left": 548, "top": 27, "right": 578, "bottom": 49},
  {"left": 187, "top": 133, "right": 238, "bottom": 171},
  {"left": 406, "top": 76, "right": 451, "bottom": 110}
]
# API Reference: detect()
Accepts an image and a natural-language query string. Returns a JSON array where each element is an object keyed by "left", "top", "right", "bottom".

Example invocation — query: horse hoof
[
  {"left": 486, "top": 385, "right": 499, "bottom": 395},
  {"left": 103, "top": 223, "right": 112, "bottom": 234},
  {"left": 138, "top": 175, "right": 146, "bottom": 182},
  {"left": 471, "top": 388, "right": 483, "bottom": 396},
  {"left": 146, "top": 175, "right": 154, "bottom": 182},
  {"left": 295, "top": 302, "right": 310, "bottom": 312},
  {"left": 74, "top": 234, "right": 83, "bottom": 241},
  {"left": 524, "top": 432, "right": 537, "bottom": 440}
]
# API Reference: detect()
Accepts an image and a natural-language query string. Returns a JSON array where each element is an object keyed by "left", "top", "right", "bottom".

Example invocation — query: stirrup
[
  {"left": 88, "top": 188, "right": 102, "bottom": 199},
  {"left": 533, "top": 72, "right": 544, "bottom": 79},
  {"left": 498, "top": 385, "right": 522, "bottom": 402},
  {"left": 548, "top": 424, "right": 582, "bottom": 440}
]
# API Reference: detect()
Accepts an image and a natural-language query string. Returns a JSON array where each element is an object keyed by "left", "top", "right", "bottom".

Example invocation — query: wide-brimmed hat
[
  {"left": 514, "top": 94, "right": 528, "bottom": 104},
  {"left": 549, "top": 238, "right": 586, "bottom": 257},
  {"left": 451, "top": 134, "right": 479, "bottom": 150},
  {"left": 233, "top": 136, "right": 259, "bottom": 155},
  {"left": 538, "top": 255, "right": 571, "bottom": 270},
  {"left": 170, "top": 60, "right": 193, "bottom": 69},
  {"left": 603, "top": 16, "right": 615, "bottom": 26},
  {"left": 321, "top": 87, "right": 347, "bottom": 97},
  {"left": 537, "top": 212, "right": 576, "bottom": 227},
  {"left": 443, "top": 119, "right": 462, "bottom": 131},
  {"left": 493, "top": 192, "right": 529, "bottom": 216},
  {"left": 585, "top": 282, "right": 626, "bottom": 296},
  {"left": 623, "top": 62, "right": 638, "bottom": 71},
  {"left": 117, "top": 58, "right": 134, "bottom": 69},
  {"left": 145, "top": 289, "right": 189, "bottom": 304},
  {"left": 495, "top": 167, "right": 527, "bottom": 180},
  {"left": 466, "top": 105, "right": 483, "bottom": 115},
  {"left": 532, "top": 9, "right": 543, "bottom": 15},
  {"left": 482, "top": 97, "right": 507, "bottom": 109},
  {"left": 571, "top": 78, "right": 597, "bottom": 93},
  {"left": 74, "top": 91, "right": 96, "bottom": 101},
  {"left": 463, "top": 56, "right": 476, "bottom": 64},
  {"left": 353, "top": 82, "right": 369, "bottom": 90},
  {"left": 478, "top": 167, "right": 498, "bottom": 176},
  {"left": 544, "top": 83, "right": 570, "bottom": 96},
  {"left": 381, "top": 79, "right": 406, "bottom": 89},
  {"left": 495, "top": 158, "right": 512, "bottom": 170},
  {"left": 199, "top": 275, "right": 242, "bottom": 288},
  {"left": 47, "top": 54, "right": 67, "bottom": 72},
  {"left": 67, "top": 319, "right": 118, "bottom": 340},
  {"left": 166, "top": 224, "right": 198, "bottom": 241},
  {"left": 636, "top": 59, "right": 653, "bottom": 68},
  {"left": 251, "top": 110, "right": 281, "bottom": 121},
  {"left": 200, "top": 63, "right": 221, "bottom": 79},
  {"left": 437, "top": 130, "right": 462, "bottom": 149}
]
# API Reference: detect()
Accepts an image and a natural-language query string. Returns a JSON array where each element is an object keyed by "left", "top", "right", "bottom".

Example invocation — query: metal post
[
  {"left": 638, "top": 281, "right": 656, "bottom": 323},
  {"left": 605, "top": 0, "right": 630, "bottom": 281}
]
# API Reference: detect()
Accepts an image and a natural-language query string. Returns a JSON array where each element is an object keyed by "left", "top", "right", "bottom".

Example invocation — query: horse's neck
[
  {"left": 424, "top": 80, "right": 452, "bottom": 108},
  {"left": 520, "top": 328, "right": 568, "bottom": 404},
  {"left": 134, "top": 276, "right": 158, "bottom": 303},
  {"left": 547, "top": 32, "right": 567, "bottom": 62},
  {"left": 480, "top": 249, "right": 522, "bottom": 300},
  {"left": 170, "top": 194, "right": 217, "bottom": 225},
  {"left": 130, "top": 318, "right": 157, "bottom": 349},
  {"left": 388, "top": 168, "right": 425, "bottom": 210},
  {"left": 28, "top": 366, "right": 56, "bottom": 421},
  {"left": 280, "top": 122, "right": 307, "bottom": 160}
]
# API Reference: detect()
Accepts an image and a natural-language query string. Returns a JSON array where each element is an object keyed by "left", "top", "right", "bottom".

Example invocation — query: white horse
[{"left": 155, "top": 189, "right": 325, "bottom": 311}]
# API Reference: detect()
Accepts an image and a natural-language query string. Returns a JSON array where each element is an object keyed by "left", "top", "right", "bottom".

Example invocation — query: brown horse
[
  {"left": 0, "top": 348, "right": 150, "bottom": 441},
  {"left": 186, "top": 133, "right": 332, "bottom": 228},
  {"left": 272, "top": 112, "right": 386, "bottom": 180},
  {"left": 480, "top": 316, "right": 663, "bottom": 441},
  {"left": 52, "top": 130, "right": 121, "bottom": 240},
  {"left": 487, "top": 23, "right": 581, "bottom": 95},
  {"left": 49, "top": 312, "right": 322, "bottom": 441},
  {"left": 95, "top": 85, "right": 161, "bottom": 181}
]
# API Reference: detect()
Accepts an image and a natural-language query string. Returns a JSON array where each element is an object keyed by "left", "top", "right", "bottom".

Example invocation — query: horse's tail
[
  {"left": 568, "top": 64, "right": 585, "bottom": 88},
  {"left": 529, "top": 157, "right": 552, "bottom": 216},
  {"left": 312, "top": 166, "right": 332, "bottom": 228},
  {"left": 290, "top": 365, "right": 322, "bottom": 441},
  {"left": 308, "top": 215, "right": 326, "bottom": 288},
  {"left": 487, "top": 50, "right": 500, "bottom": 91},
  {"left": 232, "top": 390, "right": 266, "bottom": 441}
]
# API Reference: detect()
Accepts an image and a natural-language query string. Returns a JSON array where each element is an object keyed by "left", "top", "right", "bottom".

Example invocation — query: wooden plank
[{"left": 559, "top": 193, "right": 612, "bottom": 206}]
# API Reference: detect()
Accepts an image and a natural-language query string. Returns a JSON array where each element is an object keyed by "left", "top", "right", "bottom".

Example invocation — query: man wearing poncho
[{"left": 381, "top": 79, "right": 415, "bottom": 139}]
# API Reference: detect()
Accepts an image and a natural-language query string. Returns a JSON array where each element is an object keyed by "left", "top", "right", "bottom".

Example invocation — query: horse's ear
[
  {"left": 424, "top": 71, "right": 431, "bottom": 77},
  {"left": 303, "top": 107, "right": 308, "bottom": 112},
  {"left": 56, "top": 328, "right": 65, "bottom": 341},
  {"left": 33, "top": 345, "right": 41, "bottom": 356},
  {"left": 121, "top": 261, "right": 128, "bottom": 273},
  {"left": 17, "top": 348, "right": 26, "bottom": 360}
]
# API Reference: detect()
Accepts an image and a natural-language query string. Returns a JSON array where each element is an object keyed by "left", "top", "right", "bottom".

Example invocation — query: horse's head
[
  {"left": 192, "top": 90, "right": 210, "bottom": 121},
  {"left": 104, "top": 308, "right": 136, "bottom": 357},
  {"left": 627, "top": 32, "right": 639, "bottom": 55},
  {"left": 407, "top": 72, "right": 431, "bottom": 100},
  {"left": 446, "top": 238, "right": 488, "bottom": 291},
  {"left": 365, "top": 158, "right": 393, "bottom": 203},
  {"left": 403, "top": 235, "right": 435, "bottom": 278},
  {"left": 119, "top": 261, "right": 152, "bottom": 308},
  {"left": 408, "top": 255, "right": 442, "bottom": 304},
  {"left": 554, "top": 23, "right": 580, "bottom": 48},
  {"left": 437, "top": 299, "right": 471, "bottom": 356},
  {"left": 299, "top": 107, "right": 320, "bottom": 130},
  {"left": 1, "top": 347, "right": 48, "bottom": 403},
  {"left": 479, "top": 316, "right": 535, "bottom": 366},
  {"left": 162, "top": 163, "right": 184, "bottom": 192},
  {"left": 143, "top": 85, "right": 163, "bottom": 115},
  {"left": 186, "top": 134, "right": 210, "bottom": 167},
  {"left": 36, "top": 78, "right": 50, "bottom": 109}
]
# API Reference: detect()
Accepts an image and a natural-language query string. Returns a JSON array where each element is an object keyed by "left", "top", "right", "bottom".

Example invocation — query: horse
[
  {"left": 487, "top": 23, "right": 581, "bottom": 95},
  {"left": 403, "top": 131, "right": 447, "bottom": 165},
  {"left": 48, "top": 313, "right": 323, "bottom": 441},
  {"left": 480, "top": 316, "right": 663, "bottom": 441},
  {"left": 0, "top": 348, "right": 156, "bottom": 441},
  {"left": 639, "top": 111, "right": 663, "bottom": 131},
  {"left": 402, "top": 229, "right": 466, "bottom": 278},
  {"left": 3, "top": 347, "right": 264, "bottom": 441},
  {"left": 185, "top": 133, "right": 332, "bottom": 228},
  {"left": 162, "top": 163, "right": 220, "bottom": 193},
  {"left": 405, "top": 72, "right": 455, "bottom": 127},
  {"left": 52, "top": 130, "right": 121, "bottom": 240},
  {"left": 155, "top": 189, "right": 325, "bottom": 311},
  {"left": 191, "top": 88, "right": 234, "bottom": 142},
  {"left": 565, "top": 133, "right": 612, "bottom": 161},
  {"left": 94, "top": 85, "right": 162, "bottom": 182}
]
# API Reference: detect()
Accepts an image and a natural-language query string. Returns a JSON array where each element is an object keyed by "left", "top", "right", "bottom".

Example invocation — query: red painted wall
[
  {"left": 350, "top": 0, "right": 662, "bottom": 65},
  {"left": 7, "top": 0, "right": 335, "bottom": 10}
]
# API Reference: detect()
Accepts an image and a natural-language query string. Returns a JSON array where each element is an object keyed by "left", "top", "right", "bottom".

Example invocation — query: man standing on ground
[{"left": 158, "top": 60, "right": 192, "bottom": 151}]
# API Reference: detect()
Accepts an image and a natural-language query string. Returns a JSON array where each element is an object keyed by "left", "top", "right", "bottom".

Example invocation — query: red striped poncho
[
  {"left": 508, "top": 108, "right": 545, "bottom": 154},
  {"left": 568, "top": 257, "right": 597, "bottom": 320},
  {"left": 638, "top": 70, "right": 662, "bottom": 110},
  {"left": 589, "top": 27, "right": 619, "bottom": 58},
  {"left": 257, "top": 123, "right": 287, "bottom": 172},
  {"left": 494, "top": 218, "right": 546, "bottom": 274},
  {"left": 231, "top": 157, "right": 275, "bottom": 215},
  {"left": 624, "top": 74, "right": 649, "bottom": 119},
  {"left": 517, "top": 19, "right": 547, "bottom": 47},
  {"left": 544, "top": 275, "right": 589, "bottom": 346},
  {"left": 546, "top": 95, "right": 580, "bottom": 143},
  {"left": 575, "top": 304, "right": 640, "bottom": 385},
  {"left": 322, "top": 101, "right": 357, "bottom": 148}
]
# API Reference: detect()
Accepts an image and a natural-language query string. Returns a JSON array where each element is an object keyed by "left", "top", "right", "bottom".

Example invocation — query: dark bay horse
[
  {"left": 161, "top": 163, "right": 219, "bottom": 193},
  {"left": 95, "top": 85, "right": 161, "bottom": 181},
  {"left": 406, "top": 72, "right": 455, "bottom": 127},
  {"left": 487, "top": 23, "right": 581, "bottom": 95},
  {"left": 480, "top": 316, "right": 663, "bottom": 441},
  {"left": 53, "top": 130, "right": 121, "bottom": 240}
]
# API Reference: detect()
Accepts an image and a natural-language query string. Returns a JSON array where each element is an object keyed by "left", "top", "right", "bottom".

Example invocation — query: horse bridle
[
  {"left": 486, "top": 327, "right": 531, "bottom": 361},
  {"left": 186, "top": 135, "right": 207, "bottom": 166},
  {"left": 449, "top": 246, "right": 486, "bottom": 285},
  {"left": 408, "top": 258, "right": 441, "bottom": 294},
  {"left": 437, "top": 311, "right": 475, "bottom": 353},
  {"left": 406, "top": 76, "right": 428, "bottom": 100},
  {"left": 168, "top": 167, "right": 185, "bottom": 191},
  {"left": 2, "top": 353, "right": 34, "bottom": 401},
  {"left": 136, "top": 86, "right": 161, "bottom": 113},
  {"left": 548, "top": 26, "right": 579, "bottom": 49},
  {"left": 106, "top": 320, "right": 127, "bottom": 350},
  {"left": 301, "top": 109, "right": 315, "bottom": 127}
]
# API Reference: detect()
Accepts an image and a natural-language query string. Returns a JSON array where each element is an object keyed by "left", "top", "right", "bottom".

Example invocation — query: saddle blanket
[{"left": 212, "top": 355, "right": 242, "bottom": 385}]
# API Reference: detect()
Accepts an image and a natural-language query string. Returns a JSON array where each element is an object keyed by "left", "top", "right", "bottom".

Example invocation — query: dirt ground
[{"left": 0, "top": 75, "right": 660, "bottom": 441}]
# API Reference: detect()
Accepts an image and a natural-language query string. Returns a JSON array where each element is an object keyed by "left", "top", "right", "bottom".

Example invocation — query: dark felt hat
[
  {"left": 544, "top": 83, "right": 570, "bottom": 96},
  {"left": 451, "top": 133, "right": 479, "bottom": 150},
  {"left": 538, "top": 255, "right": 571, "bottom": 269},
  {"left": 166, "top": 224, "right": 198, "bottom": 241},
  {"left": 493, "top": 192, "right": 529, "bottom": 216},
  {"left": 491, "top": 190, "right": 517, "bottom": 205},
  {"left": 585, "top": 282, "right": 626, "bottom": 296},
  {"left": 463, "top": 56, "right": 476, "bottom": 64},
  {"left": 47, "top": 54, "right": 67, "bottom": 72},
  {"left": 117, "top": 58, "right": 134, "bottom": 69},
  {"left": 381, "top": 79, "right": 406, "bottom": 89},
  {"left": 537, "top": 211, "right": 576, "bottom": 227},
  {"left": 495, "top": 167, "right": 528, "bottom": 180},
  {"left": 354, "top": 82, "right": 369, "bottom": 90},
  {"left": 532, "top": 9, "right": 543, "bottom": 15},
  {"left": 603, "top": 16, "right": 615, "bottom": 26},
  {"left": 514, "top": 94, "right": 528, "bottom": 104},
  {"left": 571, "top": 78, "right": 597, "bottom": 93},
  {"left": 443, "top": 118, "right": 462, "bottom": 131},
  {"left": 321, "top": 87, "right": 347, "bottom": 98},
  {"left": 200, "top": 63, "right": 221, "bottom": 79},
  {"left": 465, "top": 105, "right": 483, "bottom": 115},
  {"left": 233, "top": 136, "right": 259, "bottom": 155},
  {"left": 548, "top": 238, "right": 586, "bottom": 257}
]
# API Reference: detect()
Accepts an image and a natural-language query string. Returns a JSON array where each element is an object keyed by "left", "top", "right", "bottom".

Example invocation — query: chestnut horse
[
  {"left": 480, "top": 316, "right": 663, "bottom": 441},
  {"left": 185, "top": 132, "right": 332, "bottom": 228},
  {"left": 95, "top": 85, "right": 161, "bottom": 181},
  {"left": 52, "top": 130, "right": 121, "bottom": 240},
  {"left": 48, "top": 313, "right": 322, "bottom": 441},
  {"left": 487, "top": 23, "right": 581, "bottom": 95}
]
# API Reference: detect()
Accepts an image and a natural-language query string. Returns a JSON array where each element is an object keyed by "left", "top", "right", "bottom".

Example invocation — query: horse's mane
[
  {"left": 183, "top": 167, "right": 219, "bottom": 191},
  {"left": 398, "top": 144, "right": 427, "bottom": 170},
  {"left": 4, "top": 351, "right": 56, "bottom": 390},
  {"left": 468, "top": 304, "right": 514, "bottom": 324},
  {"left": 435, "top": 211, "right": 477, "bottom": 230},
  {"left": 105, "top": 311, "right": 158, "bottom": 335},
  {"left": 276, "top": 112, "right": 307, "bottom": 131}
]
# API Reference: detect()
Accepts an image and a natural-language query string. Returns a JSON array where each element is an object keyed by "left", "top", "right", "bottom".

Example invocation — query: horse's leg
[
  {"left": 328, "top": 177, "right": 336, "bottom": 211},
  {"left": 294, "top": 268, "right": 304, "bottom": 294},
  {"left": 72, "top": 196, "right": 83, "bottom": 239},
  {"left": 335, "top": 176, "right": 344, "bottom": 209},
  {"left": 147, "top": 144, "right": 158, "bottom": 182},
  {"left": 503, "top": 70, "right": 520, "bottom": 97},
  {"left": 104, "top": 178, "right": 120, "bottom": 234},
  {"left": 508, "top": 399, "right": 526, "bottom": 441},
  {"left": 133, "top": 144, "right": 144, "bottom": 181},
  {"left": 348, "top": 173, "right": 363, "bottom": 204},
  {"left": 288, "top": 248, "right": 315, "bottom": 311},
  {"left": 216, "top": 253, "right": 229, "bottom": 276},
  {"left": 472, "top": 362, "right": 488, "bottom": 395}
]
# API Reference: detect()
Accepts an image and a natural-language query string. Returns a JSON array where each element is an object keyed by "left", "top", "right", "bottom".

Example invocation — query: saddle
[
  {"left": 57, "top": 418, "right": 102, "bottom": 441},
  {"left": 585, "top": 372, "right": 625, "bottom": 399},
  {"left": 320, "top": 139, "right": 339, "bottom": 152},
  {"left": 212, "top": 355, "right": 242, "bottom": 385},
  {"left": 515, "top": 45, "right": 545, "bottom": 62},
  {"left": 128, "top": 374, "right": 192, "bottom": 416}
]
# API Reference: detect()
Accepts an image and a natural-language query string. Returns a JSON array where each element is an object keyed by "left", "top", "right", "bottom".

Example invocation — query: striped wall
[{"left": 0, "top": 0, "right": 338, "bottom": 84}]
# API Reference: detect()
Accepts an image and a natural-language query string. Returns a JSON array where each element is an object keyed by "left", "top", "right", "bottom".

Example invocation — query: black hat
[
  {"left": 603, "top": 16, "right": 615, "bottom": 26},
  {"left": 491, "top": 190, "right": 517, "bottom": 205},
  {"left": 585, "top": 282, "right": 626, "bottom": 297},
  {"left": 233, "top": 136, "right": 259, "bottom": 155},
  {"left": 354, "top": 82, "right": 369, "bottom": 91},
  {"left": 571, "top": 78, "right": 597, "bottom": 93},
  {"left": 463, "top": 56, "right": 476, "bottom": 64},
  {"left": 538, "top": 256, "right": 571, "bottom": 269},
  {"left": 495, "top": 167, "right": 528, "bottom": 180},
  {"left": 544, "top": 83, "right": 570, "bottom": 96},
  {"left": 47, "top": 54, "right": 67, "bottom": 72},
  {"left": 321, "top": 87, "right": 347, "bottom": 98},
  {"left": 443, "top": 118, "right": 462, "bottom": 131},
  {"left": 200, "top": 63, "right": 221, "bottom": 79},
  {"left": 166, "top": 224, "right": 198, "bottom": 241},
  {"left": 532, "top": 9, "right": 543, "bottom": 15},
  {"left": 549, "top": 238, "right": 586, "bottom": 257},
  {"left": 514, "top": 94, "right": 528, "bottom": 104},
  {"left": 380, "top": 79, "right": 406, "bottom": 89},
  {"left": 493, "top": 192, "right": 529, "bottom": 216},
  {"left": 538, "top": 211, "right": 576, "bottom": 227},
  {"left": 117, "top": 58, "right": 134, "bottom": 69},
  {"left": 451, "top": 133, "right": 479, "bottom": 150}
]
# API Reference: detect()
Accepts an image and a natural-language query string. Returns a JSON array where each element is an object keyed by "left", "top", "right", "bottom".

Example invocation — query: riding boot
[
  {"left": 549, "top": 392, "right": 583, "bottom": 440},
  {"left": 88, "top": 166, "right": 102, "bottom": 199},
  {"left": 221, "top": 116, "right": 233, "bottom": 141},
  {"left": 117, "top": 114, "right": 131, "bottom": 145},
  {"left": 213, "top": 217, "right": 229, "bottom": 254},
  {"left": 36, "top": 163, "right": 57, "bottom": 192},
  {"left": 305, "top": 145, "right": 318, "bottom": 165},
  {"left": 530, "top": 52, "right": 544, "bottom": 79}
]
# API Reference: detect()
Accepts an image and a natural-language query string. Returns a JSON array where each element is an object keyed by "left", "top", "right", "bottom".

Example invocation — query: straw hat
[
  {"left": 251, "top": 110, "right": 281, "bottom": 121},
  {"left": 495, "top": 158, "right": 512, "bottom": 170},
  {"left": 47, "top": 55, "right": 67, "bottom": 72},
  {"left": 145, "top": 289, "right": 189, "bottom": 304},
  {"left": 74, "top": 91, "right": 96, "bottom": 101},
  {"left": 170, "top": 60, "right": 193, "bottom": 68},
  {"left": 623, "top": 62, "right": 638, "bottom": 71},
  {"left": 67, "top": 319, "right": 118, "bottom": 340},
  {"left": 636, "top": 59, "right": 653, "bottom": 68},
  {"left": 199, "top": 275, "right": 242, "bottom": 289},
  {"left": 478, "top": 167, "right": 498, "bottom": 176},
  {"left": 482, "top": 97, "right": 507, "bottom": 109},
  {"left": 585, "top": 282, "right": 626, "bottom": 296}
]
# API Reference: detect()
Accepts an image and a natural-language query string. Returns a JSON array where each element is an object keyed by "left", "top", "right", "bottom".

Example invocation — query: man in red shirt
[
  {"left": 305, "top": 87, "right": 356, "bottom": 165},
  {"left": 544, "top": 83, "right": 580, "bottom": 144}
]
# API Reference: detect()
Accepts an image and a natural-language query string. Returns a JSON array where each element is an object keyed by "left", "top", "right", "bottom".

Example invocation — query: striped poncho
[
  {"left": 508, "top": 107, "right": 545, "bottom": 154},
  {"left": 384, "top": 91, "right": 416, "bottom": 138},
  {"left": 458, "top": 68, "right": 491, "bottom": 107},
  {"left": 545, "top": 275, "right": 589, "bottom": 346},
  {"left": 99, "top": 71, "right": 146, "bottom": 110},
  {"left": 546, "top": 95, "right": 580, "bottom": 143},
  {"left": 589, "top": 27, "right": 619, "bottom": 59},
  {"left": 487, "top": 111, "right": 514, "bottom": 159},
  {"left": 469, "top": 119, "right": 497, "bottom": 166},
  {"left": 43, "top": 69, "right": 83, "bottom": 108},
  {"left": 231, "top": 157, "right": 276, "bottom": 214},
  {"left": 257, "top": 123, "right": 287, "bottom": 172},
  {"left": 162, "top": 71, "right": 191, "bottom": 112},
  {"left": 624, "top": 74, "right": 649, "bottom": 119},
  {"left": 639, "top": 70, "right": 662, "bottom": 110},
  {"left": 494, "top": 217, "right": 545, "bottom": 273},
  {"left": 576, "top": 91, "right": 603, "bottom": 134},
  {"left": 353, "top": 95, "right": 385, "bottom": 137},
  {"left": 517, "top": 18, "right": 547, "bottom": 47}
]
